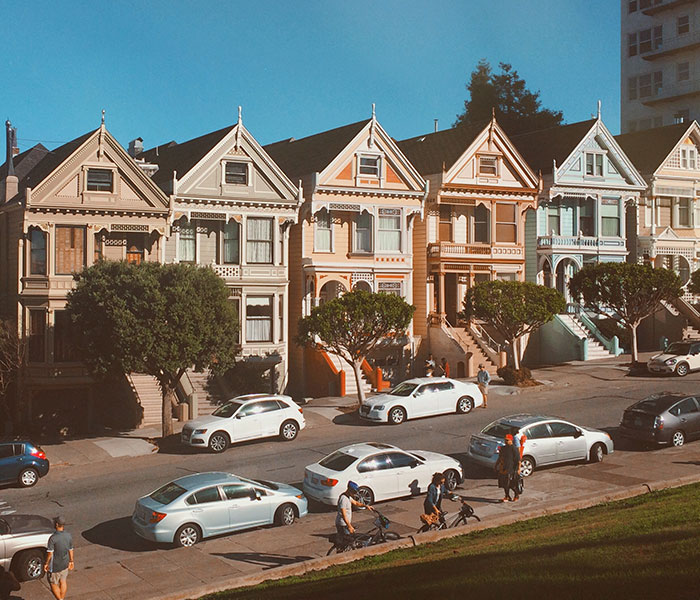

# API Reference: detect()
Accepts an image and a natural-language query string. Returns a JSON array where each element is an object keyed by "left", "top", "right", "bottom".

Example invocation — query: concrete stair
[
  {"left": 558, "top": 314, "right": 614, "bottom": 360},
  {"left": 128, "top": 373, "right": 162, "bottom": 426},
  {"left": 449, "top": 325, "right": 499, "bottom": 375},
  {"left": 683, "top": 326, "right": 700, "bottom": 340},
  {"left": 327, "top": 354, "right": 372, "bottom": 397},
  {"left": 186, "top": 369, "right": 227, "bottom": 416}
]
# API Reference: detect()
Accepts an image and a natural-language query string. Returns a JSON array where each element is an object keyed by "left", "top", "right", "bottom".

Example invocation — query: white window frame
[
  {"left": 221, "top": 220, "right": 240, "bottom": 265},
  {"left": 83, "top": 166, "right": 116, "bottom": 193},
  {"left": 478, "top": 155, "right": 499, "bottom": 176},
  {"left": 377, "top": 208, "right": 402, "bottom": 253},
  {"left": 177, "top": 220, "right": 197, "bottom": 263},
  {"left": 314, "top": 209, "right": 333, "bottom": 253},
  {"left": 585, "top": 153, "right": 605, "bottom": 177},
  {"left": 246, "top": 217, "right": 274, "bottom": 265},
  {"left": 358, "top": 154, "right": 381, "bottom": 178},
  {"left": 245, "top": 295, "right": 273, "bottom": 343},
  {"left": 353, "top": 211, "right": 372, "bottom": 253},
  {"left": 681, "top": 147, "right": 697, "bottom": 170},
  {"left": 221, "top": 160, "right": 251, "bottom": 186}
]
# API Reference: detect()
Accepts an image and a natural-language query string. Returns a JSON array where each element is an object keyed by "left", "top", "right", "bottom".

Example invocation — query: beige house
[
  {"left": 265, "top": 112, "right": 427, "bottom": 398},
  {"left": 0, "top": 120, "right": 170, "bottom": 430}
]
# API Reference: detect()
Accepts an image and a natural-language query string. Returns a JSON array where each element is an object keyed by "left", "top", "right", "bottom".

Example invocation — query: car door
[
  {"left": 356, "top": 453, "right": 398, "bottom": 501},
  {"left": 222, "top": 484, "right": 271, "bottom": 531},
  {"left": 548, "top": 421, "right": 588, "bottom": 463},
  {"left": 0, "top": 519, "right": 6, "bottom": 566},
  {"left": 185, "top": 486, "right": 228, "bottom": 536},
  {"left": 521, "top": 423, "right": 557, "bottom": 465},
  {"left": 689, "top": 344, "right": 700, "bottom": 371},
  {"left": 230, "top": 403, "right": 264, "bottom": 441},
  {"left": 411, "top": 384, "right": 440, "bottom": 418},
  {"left": 387, "top": 451, "right": 427, "bottom": 497},
  {"left": 255, "top": 400, "right": 283, "bottom": 438},
  {"left": 435, "top": 381, "right": 459, "bottom": 414},
  {"left": 669, "top": 396, "right": 700, "bottom": 439},
  {"left": 0, "top": 444, "right": 18, "bottom": 484}
]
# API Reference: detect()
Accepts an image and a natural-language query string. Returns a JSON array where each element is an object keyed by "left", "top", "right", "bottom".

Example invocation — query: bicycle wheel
[
  {"left": 417, "top": 524, "right": 431, "bottom": 534},
  {"left": 383, "top": 531, "right": 401, "bottom": 541},
  {"left": 450, "top": 515, "right": 467, "bottom": 528},
  {"left": 327, "top": 544, "right": 342, "bottom": 555}
]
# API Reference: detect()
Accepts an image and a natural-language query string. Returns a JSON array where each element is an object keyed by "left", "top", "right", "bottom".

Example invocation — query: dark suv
[
  {"left": 0, "top": 441, "right": 50, "bottom": 487},
  {"left": 618, "top": 394, "right": 700, "bottom": 447}
]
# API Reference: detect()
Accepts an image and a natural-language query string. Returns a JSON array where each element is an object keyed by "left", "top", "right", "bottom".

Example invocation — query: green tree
[
  {"left": 296, "top": 290, "right": 414, "bottom": 406},
  {"left": 66, "top": 261, "right": 239, "bottom": 436},
  {"left": 688, "top": 269, "right": 700, "bottom": 296},
  {"left": 464, "top": 280, "right": 566, "bottom": 370},
  {"left": 569, "top": 263, "right": 682, "bottom": 364},
  {"left": 454, "top": 60, "right": 564, "bottom": 135}
]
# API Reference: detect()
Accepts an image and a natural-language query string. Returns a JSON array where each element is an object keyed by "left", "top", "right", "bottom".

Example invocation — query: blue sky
[{"left": 1, "top": 0, "right": 620, "bottom": 152}]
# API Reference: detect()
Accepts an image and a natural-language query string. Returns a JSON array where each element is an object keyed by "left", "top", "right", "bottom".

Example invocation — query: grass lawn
[{"left": 201, "top": 483, "right": 700, "bottom": 600}]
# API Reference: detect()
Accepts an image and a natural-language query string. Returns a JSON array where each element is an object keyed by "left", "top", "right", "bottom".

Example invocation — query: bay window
[
  {"left": 178, "top": 221, "right": 196, "bottom": 263},
  {"left": 377, "top": 209, "right": 401, "bottom": 252},
  {"left": 495, "top": 203, "right": 517, "bottom": 243},
  {"left": 29, "top": 229, "right": 47, "bottom": 275},
  {"left": 601, "top": 198, "right": 621, "bottom": 236},
  {"left": 246, "top": 217, "right": 273, "bottom": 264},
  {"left": 223, "top": 221, "right": 240, "bottom": 264},
  {"left": 314, "top": 210, "right": 332, "bottom": 252},
  {"left": 354, "top": 212, "right": 372, "bottom": 253}
]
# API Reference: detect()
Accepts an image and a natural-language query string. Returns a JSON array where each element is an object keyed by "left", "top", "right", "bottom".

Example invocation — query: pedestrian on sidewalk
[
  {"left": 0, "top": 567, "right": 20, "bottom": 600},
  {"left": 44, "top": 516, "right": 74, "bottom": 600},
  {"left": 440, "top": 358, "right": 450, "bottom": 378},
  {"left": 477, "top": 364, "right": 490, "bottom": 408},
  {"left": 495, "top": 434, "right": 521, "bottom": 502},
  {"left": 425, "top": 354, "right": 436, "bottom": 377}
]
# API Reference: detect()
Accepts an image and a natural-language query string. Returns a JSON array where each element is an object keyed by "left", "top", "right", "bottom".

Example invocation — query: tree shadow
[
  {"left": 82, "top": 516, "right": 154, "bottom": 552},
  {"left": 212, "top": 551, "right": 314, "bottom": 569}
]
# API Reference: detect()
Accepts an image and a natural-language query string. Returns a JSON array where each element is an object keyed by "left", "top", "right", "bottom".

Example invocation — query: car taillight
[
  {"left": 654, "top": 416, "right": 664, "bottom": 430},
  {"left": 31, "top": 448, "right": 46, "bottom": 460},
  {"left": 149, "top": 511, "right": 167, "bottom": 523},
  {"left": 320, "top": 478, "right": 338, "bottom": 487}
]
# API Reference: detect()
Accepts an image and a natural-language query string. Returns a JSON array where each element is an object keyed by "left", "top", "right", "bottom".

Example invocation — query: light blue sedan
[{"left": 132, "top": 472, "right": 308, "bottom": 547}]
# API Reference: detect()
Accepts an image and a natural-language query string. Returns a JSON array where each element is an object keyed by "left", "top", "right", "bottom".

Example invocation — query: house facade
[
  {"left": 140, "top": 111, "right": 302, "bottom": 394},
  {"left": 512, "top": 115, "right": 647, "bottom": 303},
  {"left": 265, "top": 112, "right": 427, "bottom": 397},
  {"left": 0, "top": 120, "right": 170, "bottom": 429}
]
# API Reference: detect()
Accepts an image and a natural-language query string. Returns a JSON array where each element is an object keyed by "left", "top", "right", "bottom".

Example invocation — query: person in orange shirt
[{"left": 440, "top": 357, "right": 450, "bottom": 378}]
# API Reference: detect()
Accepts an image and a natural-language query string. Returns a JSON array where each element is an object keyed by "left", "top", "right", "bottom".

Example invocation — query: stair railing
[{"left": 576, "top": 311, "right": 621, "bottom": 356}]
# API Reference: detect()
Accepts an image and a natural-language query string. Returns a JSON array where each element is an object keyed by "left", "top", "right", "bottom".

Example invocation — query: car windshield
[
  {"left": 319, "top": 451, "right": 357, "bottom": 471},
  {"left": 389, "top": 382, "right": 418, "bottom": 397},
  {"left": 149, "top": 482, "right": 187, "bottom": 505},
  {"left": 482, "top": 422, "right": 517, "bottom": 439},
  {"left": 666, "top": 342, "right": 691, "bottom": 355},
  {"left": 212, "top": 401, "right": 243, "bottom": 418}
]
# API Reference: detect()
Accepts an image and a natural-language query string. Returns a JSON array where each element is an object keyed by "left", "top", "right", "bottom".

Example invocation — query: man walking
[
  {"left": 495, "top": 434, "right": 521, "bottom": 502},
  {"left": 44, "top": 516, "right": 74, "bottom": 600},
  {"left": 477, "top": 363, "right": 490, "bottom": 408}
]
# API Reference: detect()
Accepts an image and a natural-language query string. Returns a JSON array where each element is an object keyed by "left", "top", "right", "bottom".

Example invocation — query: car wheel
[
  {"left": 357, "top": 486, "right": 374, "bottom": 505},
  {"left": 675, "top": 362, "right": 689, "bottom": 377},
  {"left": 13, "top": 549, "right": 45, "bottom": 581},
  {"left": 174, "top": 523, "right": 201, "bottom": 547},
  {"left": 671, "top": 430, "right": 686, "bottom": 447},
  {"left": 280, "top": 420, "right": 299, "bottom": 441},
  {"left": 443, "top": 469, "right": 460, "bottom": 491},
  {"left": 388, "top": 407, "right": 406, "bottom": 425},
  {"left": 589, "top": 443, "right": 605, "bottom": 463},
  {"left": 520, "top": 456, "right": 535, "bottom": 477},
  {"left": 275, "top": 503, "right": 297, "bottom": 526},
  {"left": 208, "top": 431, "right": 229, "bottom": 453},
  {"left": 18, "top": 467, "right": 39, "bottom": 488},
  {"left": 456, "top": 396, "right": 474, "bottom": 414}
]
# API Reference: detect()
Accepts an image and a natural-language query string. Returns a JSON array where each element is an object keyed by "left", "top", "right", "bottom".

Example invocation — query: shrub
[{"left": 497, "top": 366, "right": 533, "bottom": 385}]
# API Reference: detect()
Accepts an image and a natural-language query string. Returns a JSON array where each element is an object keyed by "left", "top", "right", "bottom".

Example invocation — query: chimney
[
  {"left": 4, "top": 120, "right": 18, "bottom": 202},
  {"left": 434, "top": 119, "right": 439, "bottom": 133},
  {"left": 128, "top": 137, "right": 143, "bottom": 158}
]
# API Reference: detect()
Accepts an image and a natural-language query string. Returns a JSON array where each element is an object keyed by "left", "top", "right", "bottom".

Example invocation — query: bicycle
[
  {"left": 417, "top": 496, "right": 481, "bottom": 533},
  {"left": 327, "top": 509, "right": 401, "bottom": 555}
]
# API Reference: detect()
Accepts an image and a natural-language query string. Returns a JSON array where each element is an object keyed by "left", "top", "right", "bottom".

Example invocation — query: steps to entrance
[
  {"left": 558, "top": 314, "right": 614, "bottom": 360},
  {"left": 327, "top": 354, "right": 372, "bottom": 397},
  {"left": 187, "top": 369, "right": 226, "bottom": 416},
  {"left": 127, "top": 374, "right": 162, "bottom": 426},
  {"left": 448, "top": 326, "right": 498, "bottom": 375},
  {"left": 683, "top": 326, "right": 700, "bottom": 340}
]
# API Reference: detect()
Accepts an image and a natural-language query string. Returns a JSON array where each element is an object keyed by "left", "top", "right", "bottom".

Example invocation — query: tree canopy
[
  {"left": 296, "top": 291, "right": 414, "bottom": 405},
  {"left": 454, "top": 60, "right": 564, "bottom": 135},
  {"left": 464, "top": 280, "right": 566, "bottom": 370},
  {"left": 66, "top": 261, "right": 239, "bottom": 435},
  {"left": 569, "top": 263, "right": 682, "bottom": 364}
]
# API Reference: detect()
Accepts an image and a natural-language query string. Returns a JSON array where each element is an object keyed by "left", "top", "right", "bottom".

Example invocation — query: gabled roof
[
  {"left": 141, "top": 125, "right": 235, "bottom": 187},
  {"left": 615, "top": 122, "right": 693, "bottom": 175},
  {"left": 397, "top": 123, "right": 487, "bottom": 175},
  {"left": 264, "top": 120, "right": 370, "bottom": 180},
  {"left": 0, "top": 143, "right": 49, "bottom": 184},
  {"left": 509, "top": 119, "right": 596, "bottom": 174}
]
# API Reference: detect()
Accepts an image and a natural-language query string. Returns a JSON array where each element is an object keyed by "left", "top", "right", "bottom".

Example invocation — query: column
[{"left": 438, "top": 271, "right": 445, "bottom": 315}]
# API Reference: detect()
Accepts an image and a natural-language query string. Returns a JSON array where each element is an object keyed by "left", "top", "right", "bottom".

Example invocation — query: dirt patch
[{"left": 517, "top": 379, "right": 542, "bottom": 388}]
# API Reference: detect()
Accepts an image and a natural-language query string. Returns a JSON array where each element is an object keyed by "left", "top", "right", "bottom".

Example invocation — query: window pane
[
  {"left": 678, "top": 15, "right": 690, "bottom": 35},
  {"left": 246, "top": 218, "right": 273, "bottom": 264},
  {"left": 378, "top": 215, "right": 400, "bottom": 251},
  {"left": 601, "top": 217, "right": 620, "bottom": 237},
  {"left": 315, "top": 210, "right": 331, "bottom": 251},
  {"left": 126, "top": 234, "right": 145, "bottom": 265},
  {"left": 479, "top": 156, "right": 498, "bottom": 175},
  {"left": 496, "top": 203, "right": 516, "bottom": 243},
  {"left": 223, "top": 221, "right": 240, "bottom": 264},
  {"left": 179, "top": 222, "right": 196, "bottom": 263},
  {"left": 86, "top": 169, "right": 113, "bottom": 192},
  {"left": 246, "top": 296, "right": 272, "bottom": 342},
  {"left": 225, "top": 162, "right": 248, "bottom": 185},
  {"left": 54, "top": 310, "right": 79, "bottom": 363},
  {"left": 474, "top": 204, "right": 489, "bottom": 243},
  {"left": 359, "top": 156, "right": 380, "bottom": 176},
  {"left": 55, "top": 226, "right": 86, "bottom": 274},
  {"left": 355, "top": 213, "right": 372, "bottom": 252},
  {"left": 193, "top": 487, "right": 221, "bottom": 504},
  {"left": 28, "top": 310, "right": 45, "bottom": 363},
  {"left": 30, "top": 229, "right": 47, "bottom": 275}
]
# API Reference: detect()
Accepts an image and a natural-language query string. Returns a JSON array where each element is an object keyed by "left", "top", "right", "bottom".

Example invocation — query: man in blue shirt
[
  {"left": 477, "top": 364, "right": 491, "bottom": 408},
  {"left": 44, "top": 516, "right": 74, "bottom": 600}
]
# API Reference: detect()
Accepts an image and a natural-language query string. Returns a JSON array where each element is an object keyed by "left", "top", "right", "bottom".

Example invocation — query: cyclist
[
  {"left": 423, "top": 472, "right": 451, "bottom": 521},
  {"left": 336, "top": 481, "right": 374, "bottom": 540}
]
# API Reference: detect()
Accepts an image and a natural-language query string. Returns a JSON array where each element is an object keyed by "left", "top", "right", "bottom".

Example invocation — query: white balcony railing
[
  {"left": 212, "top": 264, "right": 241, "bottom": 278},
  {"left": 537, "top": 235, "right": 625, "bottom": 250},
  {"left": 428, "top": 242, "right": 523, "bottom": 259}
]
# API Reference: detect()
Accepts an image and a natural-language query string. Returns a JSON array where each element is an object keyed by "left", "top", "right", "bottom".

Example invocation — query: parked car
[
  {"left": 619, "top": 394, "right": 700, "bottom": 447},
  {"left": 468, "top": 414, "right": 614, "bottom": 477},
  {"left": 647, "top": 340, "right": 700, "bottom": 376},
  {"left": 359, "top": 377, "right": 483, "bottom": 425},
  {"left": 0, "top": 514, "right": 53, "bottom": 581},
  {"left": 0, "top": 441, "right": 49, "bottom": 488},
  {"left": 180, "top": 394, "right": 305, "bottom": 453},
  {"left": 303, "top": 442, "right": 463, "bottom": 506},
  {"left": 132, "top": 472, "right": 308, "bottom": 547}
]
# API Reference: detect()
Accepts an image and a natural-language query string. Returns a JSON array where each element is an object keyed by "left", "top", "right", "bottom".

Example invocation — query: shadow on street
[{"left": 82, "top": 516, "right": 152, "bottom": 552}]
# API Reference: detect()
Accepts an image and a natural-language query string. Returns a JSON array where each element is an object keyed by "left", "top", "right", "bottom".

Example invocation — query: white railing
[
  {"left": 212, "top": 264, "right": 241, "bottom": 278},
  {"left": 469, "top": 321, "right": 501, "bottom": 355},
  {"left": 537, "top": 235, "right": 623, "bottom": 249}
]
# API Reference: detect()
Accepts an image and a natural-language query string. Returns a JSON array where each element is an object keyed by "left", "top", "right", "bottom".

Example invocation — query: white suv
[
  {"left": 648, "top": 340, "right": 700, "bottom": 377},
  {"left": 181, "top": 394, "right": 305, "bottom": 453}
]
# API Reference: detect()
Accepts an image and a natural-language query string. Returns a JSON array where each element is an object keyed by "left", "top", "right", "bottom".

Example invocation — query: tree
[
  {"left": 688, "top": 269, "right": 700, "bottom": 296},
  {"left": 66, "top": 261, "right": 239, "bottom": 436},
  {"left": 569, "top": 263, "right": 682, "bottom": 364},
  {"left": 464, "top": 281, "right": 566, "bottom": 370},
  {"left": 296, "top": 291, "right": 414, "bottom": 407},
  {"left": 454, "top": 60, "right": 564, "bottom": 135},
  {"left": 0, "top": 320, "right": 25, "bottom": 431}
]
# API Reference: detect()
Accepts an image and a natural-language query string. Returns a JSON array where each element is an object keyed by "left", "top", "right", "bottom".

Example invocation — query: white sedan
[
  {"left": 303, "top": 442, "right": 464, "bottom": 506},
  {"left": 359, "top": 377, "right": 483, "bottom": 425}
]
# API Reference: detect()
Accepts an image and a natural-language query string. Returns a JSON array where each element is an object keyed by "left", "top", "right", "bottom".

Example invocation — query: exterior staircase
[
  {"left": 127, "top": 373, "right": 162, "bottom": 426},
  {"left": 327, "top": 354, "right": 372, "bottom": 397},
  {"left": 186, "top": 369, "right": 227, "bottom": 416},
  {"left": 683, "top": 325, "right": 700, "bottom": 339},
  {"left": 448, "top": 325, "right": 499, "bottom": 375},
  {"left": 558, "top": 314, "right": 615, "bottom": 360}
]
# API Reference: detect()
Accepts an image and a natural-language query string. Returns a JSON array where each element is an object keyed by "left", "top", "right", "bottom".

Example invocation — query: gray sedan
[
  {"left": 132, "top": 472, "right": 308, "bottom": 547},
  {"left": 468, "top": 414, "right": 614, "bottom": 476},
  {"left": 0, "top": 514, "right": 53, "bottom": 581}
]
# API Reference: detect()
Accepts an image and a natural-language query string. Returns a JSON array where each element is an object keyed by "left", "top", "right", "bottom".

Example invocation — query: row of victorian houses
[{"left": 2, "top": 107, "right": 700, "bottom": 430}]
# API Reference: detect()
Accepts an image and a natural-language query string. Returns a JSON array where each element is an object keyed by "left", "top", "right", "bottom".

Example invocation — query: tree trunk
[
  {"left": 512, "top": 337, "right": 521, "bottom": 370},
  {"left": 630, "top": 323, "right": 639, "bottom": 365},
  {"left": 352, "top": 358, "right": 367, "bottom": 409},
  {"left": 161, "top": 381, "right": 176, "bottom": 438}
]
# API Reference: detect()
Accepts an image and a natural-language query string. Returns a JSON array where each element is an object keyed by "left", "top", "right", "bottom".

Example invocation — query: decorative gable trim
[{"left": 654, "top": 121, "right": 700, "bottom": 177}]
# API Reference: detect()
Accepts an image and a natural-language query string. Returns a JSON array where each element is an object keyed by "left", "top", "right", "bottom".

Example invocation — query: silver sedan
[{"left": 132, "top": 472, "right": 308, "bottom": 547}]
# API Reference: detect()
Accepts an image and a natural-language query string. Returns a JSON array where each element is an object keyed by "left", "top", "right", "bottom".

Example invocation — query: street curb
[{"left": 148, "top": 471, "right": 700, "bottom": 600}]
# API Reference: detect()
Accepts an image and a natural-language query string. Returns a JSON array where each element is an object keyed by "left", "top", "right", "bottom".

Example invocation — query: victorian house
[
  {"left": 265, "top": 110, "right": 428, "bottom": 398},
  {"left": 398, "top": 116, "right": 539, "bottom": 375},
  {"left": 0, "top": 120, "right": 170, "bottom": 430},
  {"left": 139, "top": 110, "right": 302, "bottom": 403}
]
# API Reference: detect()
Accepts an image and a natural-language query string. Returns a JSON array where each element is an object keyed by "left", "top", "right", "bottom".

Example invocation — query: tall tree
[
  {"left": 464, "top": 281, "right": 566, "bottom": 370},
  {"left": 454, "top": 60, "right": 564, "bottom": 135},
  {"left": 296, "top": 290, "right": 414, "bottom": 407},
  {"left": 66, "top": 261, "right": 239, "bottom": 436},
  {"left": 569, "top": 263, "right": 682, "bottom": 364}
]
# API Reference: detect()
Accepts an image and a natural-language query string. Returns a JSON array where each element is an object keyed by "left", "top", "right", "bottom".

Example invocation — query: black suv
[{"left": 619, "top": 394, "right": 700, "bottom": 447}]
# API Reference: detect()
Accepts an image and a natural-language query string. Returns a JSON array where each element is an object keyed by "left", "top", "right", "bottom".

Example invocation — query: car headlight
[
  {"left": 665, "top": 358, "right": 677, "bottom": 365},
  {"left": 194, "top": 429, "right": 207, "bottom": 435},
  {"left": 374, "top": 405, "right": 384, "bottom": 411}
]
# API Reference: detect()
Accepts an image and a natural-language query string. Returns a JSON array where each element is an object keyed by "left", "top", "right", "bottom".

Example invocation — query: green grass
[{"left": 201, "top": 483, "right": 700, "bottom": 600}]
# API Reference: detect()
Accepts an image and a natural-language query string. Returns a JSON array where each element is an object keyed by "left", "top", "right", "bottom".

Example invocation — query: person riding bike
[
  {"left": 336, "top": 481, "right": 374, "bottom": 540},
  {"left": 423, "top": 472, "right": 451, "bottom": 522}
]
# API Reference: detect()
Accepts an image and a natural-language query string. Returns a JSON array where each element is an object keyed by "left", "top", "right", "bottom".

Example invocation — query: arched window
[{"left": 29, "top": 229, "right": 47, "bottom": 275}]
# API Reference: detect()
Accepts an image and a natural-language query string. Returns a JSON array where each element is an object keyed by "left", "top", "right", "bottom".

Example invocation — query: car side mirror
[
  {"left": 235, "top": 414, "right": 242, "bottom": 419},
  {"left": 574, "top": 430, "right": 583, "bottom": 438},
  {"left": 410, "top": 461, "right": 419, "bottom": 469},
  {"left": 250, "top": 490, "right": 262, "bottom": 501}
]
